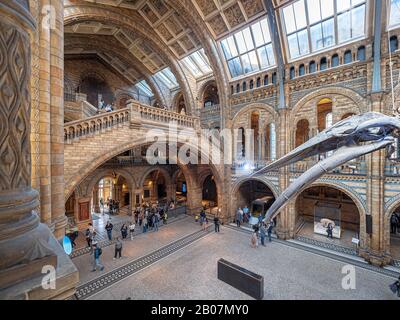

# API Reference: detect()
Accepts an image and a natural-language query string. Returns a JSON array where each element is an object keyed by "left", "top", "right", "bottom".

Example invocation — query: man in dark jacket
[
  {"left": 214, "top": 216, "right": 220, "bottom": 233},
  {"left": 267, "top": 220, "right": 274, "bottom": 242},
  {"left": 391, "top": 213, "right": 398, "bottom": 234},
  {"left": 92, "top": 244, "right": 104, "bottom": 272},
  {"left": 105, "top": 221, "right": 113, "bottom": 241}
]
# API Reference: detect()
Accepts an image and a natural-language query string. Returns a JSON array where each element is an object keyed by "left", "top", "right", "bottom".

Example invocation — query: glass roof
[
  {"left": 135, "top": 80, "right": 153, "bottom": 97},
  {"left": 154, "top": 67, "right": 179, "bottom": 89},
  {"left": 282, "top": 0, "right": 366, "bottom": 60},
  {"left": 220, "top": 17, "right": 275, "bottom": 79},
  {"left": 181, "top": 49, "right": 212, "bottom": 78},
  {"left": 389, "top": 0, "right": 400, "bottom": 28}
]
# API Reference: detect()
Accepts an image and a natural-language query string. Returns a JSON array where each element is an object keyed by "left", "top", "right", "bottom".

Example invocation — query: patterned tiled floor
[{"left": 90, "top": 225, "right": 400, "bottom": 300}]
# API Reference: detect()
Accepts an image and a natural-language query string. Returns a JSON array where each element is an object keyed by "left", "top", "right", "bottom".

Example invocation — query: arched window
[
  {"left": 309, "top": 61, "right": 316, "bottom": 73},
  {"left": 238, "top": 127, "right": 245, "bottom": 158},
  {"left": 256, "top": 77, "right": 261, "bottom": 87},
  {"left": 290, "top": 66, "right": 295, "bottom": 79},
  {"left": 325, "top": 112, "right": 333, "bottom": 129},
  {"left": 272, "top": 72, "right": 277, "bottom": 84},
  {"left": 202, "top": 83, "right": 219, "bottom": 107},
  {"left": 264, "top": 75, "right": 269, "bottom": 86},
  {"left": 390, "top": 36, "right": 398, "bottom": 53},
  {"left": 344, "top": 50, "right": 352, "bottom": 64},
  {"left": 357, "top": 46, "right": 366, "bottom": 61},
  {"left": 231, "top": 85, "right": 234, "bottom": 95},
  {"left": 249, "top": 80, "right": 254, "bottom": 90},
  {"left": 320, "top": 57, "right": 328, "bottom": 71},
  {"left": 265, "top": 123, "right": 276, "bottom": 160},
  {"left": 242, "top": 82, "right": 247, "bottom": 91},
  {"left": 299, "top": 64, "right": 305, "bottom": 76},
  {"left": 317, "top": 98, "right": 332, "bottom": 132},
  {"left": 331, "top": 54, "right": 339, "bottom": 67},
  {"left": 295, "top": 119, "right": 310, "bottom": 147},
  {"left": 236, "top": 84, "right": 240, "bottom": 93}
]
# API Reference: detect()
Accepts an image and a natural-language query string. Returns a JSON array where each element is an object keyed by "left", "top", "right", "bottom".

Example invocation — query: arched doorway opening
[
  {"left": 142, "top": 170, "right": 168, "bottom": 205},
  {"left": 175, "top": 170, "right": 187, "bottom": 206},
  {"left": 202, "top": 82, "right": 219, "bottom": 107},
  {"left": 176, "top": 93, "right": 186, "bottom": 114},
  {"left": 94, "top": 174, "right": 131, "bottom": 216},
  {"left": 233, "top": 179, "right": 276, "bottom": 226},
  {"left": 317, "top": 98, "right": 333, "bottom": 132},
  {"left": 295, "top": 119, "right": 310, "bottom": 148},
  {"left": 79, "top": 75, "right": 114, "bottom": 108},
  {"left": 295, "top": 186, "right": 360, "bottom": 248},
  {"left": 202, "top": 175, "right": 218, "bottom": 211},
  {"left": 251, "top": 112, "right": 260, "bottom": 160},
  {"left": 388, "top": 205, "right": 400, "bottom": 262}
]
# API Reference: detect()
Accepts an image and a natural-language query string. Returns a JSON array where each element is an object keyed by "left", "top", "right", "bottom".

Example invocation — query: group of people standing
[
  {"left": 251, "top": 220, "right": 274, "bottom": 248},
  {"left": 390, "top": 212, "right": 400, "bottom": 234},
  {"left": 235, "top": 206, "right": 250, "bottom": 227},
  {"left": 100, "top": 198, "right": 120, "bottom": 215}
]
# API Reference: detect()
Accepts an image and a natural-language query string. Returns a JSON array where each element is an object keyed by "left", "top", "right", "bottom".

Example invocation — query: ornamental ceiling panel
[{"left": 192, "top": 0, "right": 266, "bottom": 39}]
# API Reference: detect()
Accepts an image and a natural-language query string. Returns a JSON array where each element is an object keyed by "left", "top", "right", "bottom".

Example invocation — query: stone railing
[
  {"left": 200, "top": 104, "right": 220, "bottom": 117},
  {"left": 64, "top": 108, "right": 130, "bottom": 142},
  {"left": 129, "top": 100, "right": 199, "bottom": 129}
]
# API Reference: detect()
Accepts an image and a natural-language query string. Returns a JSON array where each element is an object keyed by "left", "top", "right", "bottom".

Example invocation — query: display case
[{"left": 314, "top": 202, "right": 341, "bottom": 239}]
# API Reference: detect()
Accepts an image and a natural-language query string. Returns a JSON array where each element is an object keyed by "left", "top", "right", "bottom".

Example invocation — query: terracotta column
[
  {"left": 50, "top": 0, "right": 67, "bottom": 239},
  {"left": 0, "top": 0, "right": 57, "bottom": 288},
  {"left": 93, "top": 186, "right": 100, "bottom": 213},
  {"left": 363, "top": 92, "right": 388, "bottom": 265}
]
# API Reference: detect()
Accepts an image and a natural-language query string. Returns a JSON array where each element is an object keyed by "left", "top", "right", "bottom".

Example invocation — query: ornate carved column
[{"left": 0, "top": 0, "right": 57, "bottom": 289}]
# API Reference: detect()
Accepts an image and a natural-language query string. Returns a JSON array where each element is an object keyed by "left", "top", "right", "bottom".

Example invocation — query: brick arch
[
  {"left": 198, "top": 80, "right": 219, "bottom": 108},
  {"left": 138, "top": 166, "right": 172, "bottom": 188},
  {"left": 63, "top": 4, "right": 195, "bottom": 114},
  {"left": 232, "top": 103, "right": 278, "bottom": 125},
  {"left": 82, "top": 168, "right": 137, "bottom": 201},
  {"left": 231, "top": 176, "right": 280, "bottom": 200},
  {"left": 383, "top": 195, "right": 400, "bottom": 259},
  {"left": 291, "top": 87, "right": 367, "bottom": 123},
  {"left": 65, "top": 136, "right": 224, "bottom": 200},
  {"left": 294, "top": 180, "right": 367, "bottom": 247}
]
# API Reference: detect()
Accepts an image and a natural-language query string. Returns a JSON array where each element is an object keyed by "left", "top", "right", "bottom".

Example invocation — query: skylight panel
[
  {"left": 135, "top": 80, "right": 153, "bottom": 97},
  {"left": 389, "top": 0, "right": 400, "bottom": 27},
  {"left": 154, "top": 67, "right": 179, "bottom": 89},
  {"left": 282, "top": 0, "right": 365, "bottom": 60},
  {"left": 219, "top": 17, "right": 276, "bottom": 79}
]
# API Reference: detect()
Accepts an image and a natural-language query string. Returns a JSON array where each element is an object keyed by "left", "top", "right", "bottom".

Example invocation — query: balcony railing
[{"left": 64, "top": 108, "right": 130, "bottom": 143}]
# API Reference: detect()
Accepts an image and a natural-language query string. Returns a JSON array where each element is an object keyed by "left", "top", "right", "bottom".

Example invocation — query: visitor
[
  {"left": 143, "top": 216, "right": 148, "bottom": 233},
  {"left": 92, "top": 243, "right": 104, "bottom": 272},
  {"left": 214, "top": 216, "right": 220, "bottom": 233},
  {"left": 105, "top": 220, "right": 113, "bottom": 241},
  {"left": 100, "top": 198, "right": 104, "bottom": 209},
  {"left": 154, "top": 212, "right": 160, "bottom": 232},
  {"left": 390, "top": 276, "right": 400, "bottom": 298},
  {"left": 120, "top": 223, "right": 128, "bottom": 239},
  {"left": 69, "top": 231, "right": 78, "bottom": 248},
  {"left": 327, "top": 223, "right": 334, "bottom": 239},
  {"left": 243, "top": 206, "right": 249, "bottom": 222},
  {"left": 251, "top": 230, "right": 258, "bottom": 248},
  {"left": 202, "top": 216, "right": 208, "bottom": 231},
  {"left": 200, "top": 209, "right": 206, "bottom": 226},
  {"left": 236, "top": 207, "right": 243, "bottom": 228},
  {"left": 391, "top": 213, "right": 398, "bottom": 234},
  {"left": 163, "top": 211, "right": 168, "bottom": 225},
  {"left": 114, "top": 237, "right": 123, "bottom": 260},
  {"left": 267, "top": 220, "right": 274, "bottom": 242},
  {"left": 85, "top": 228, "right": 92, "bottom": 248},
  {"left": 129, "top": 222, "right": 135, "bottom": 240},
  {"left": 260, "top": 223, "right": 267, "bottom": 246}
]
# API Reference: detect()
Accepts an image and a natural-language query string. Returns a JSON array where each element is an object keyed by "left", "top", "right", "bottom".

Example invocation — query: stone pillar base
[
  {"left": 359, "top": 248, "right": 391, "bottom": 267},
  {"left": 0, "top": 231, "right": 79, "bottom": 300},
  {"left": 275, "top": 228, "right": 294, "bottom": 240}
]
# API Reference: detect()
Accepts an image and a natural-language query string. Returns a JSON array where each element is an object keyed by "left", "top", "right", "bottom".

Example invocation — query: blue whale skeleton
[{"left": 250, "top": 112, "right": 400, "bottom": 224}]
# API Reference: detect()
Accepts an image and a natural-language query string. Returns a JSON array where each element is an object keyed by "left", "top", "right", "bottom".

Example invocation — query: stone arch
[
  {"left": 65, "top": 137, "right": 224, "bottom": 200},
  {"left": 63, "top": 4, "right": 195, "bottom": 114},
  {"left": 232, "top": 176, "right": 280, "bottom": 200},
  {"left": 115, "top": 91, "right": 134, "bottom": 109},
  {"left": 83, "top": 168, "right": 137, "bottom": 200},
  {"left": 232, "top": 102, "right": 279, "bottom": 127},
  {"left": 138, "top": 166, "right": 172, "bottom": 188},
  {"left": 384, "top": 82, "right": 400, "bottom": 116},
  {"left": 384, "top": 195, "right": 400, "bottom": 259},
  {"left": 291, "top": 87, "right": 367, "bottom": 123},
  {"left": 198, "top": 80, "right": 219, "bottom": 108},
  {"left": 295, "top": 180, "right": 368, "bottom": 247}
]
